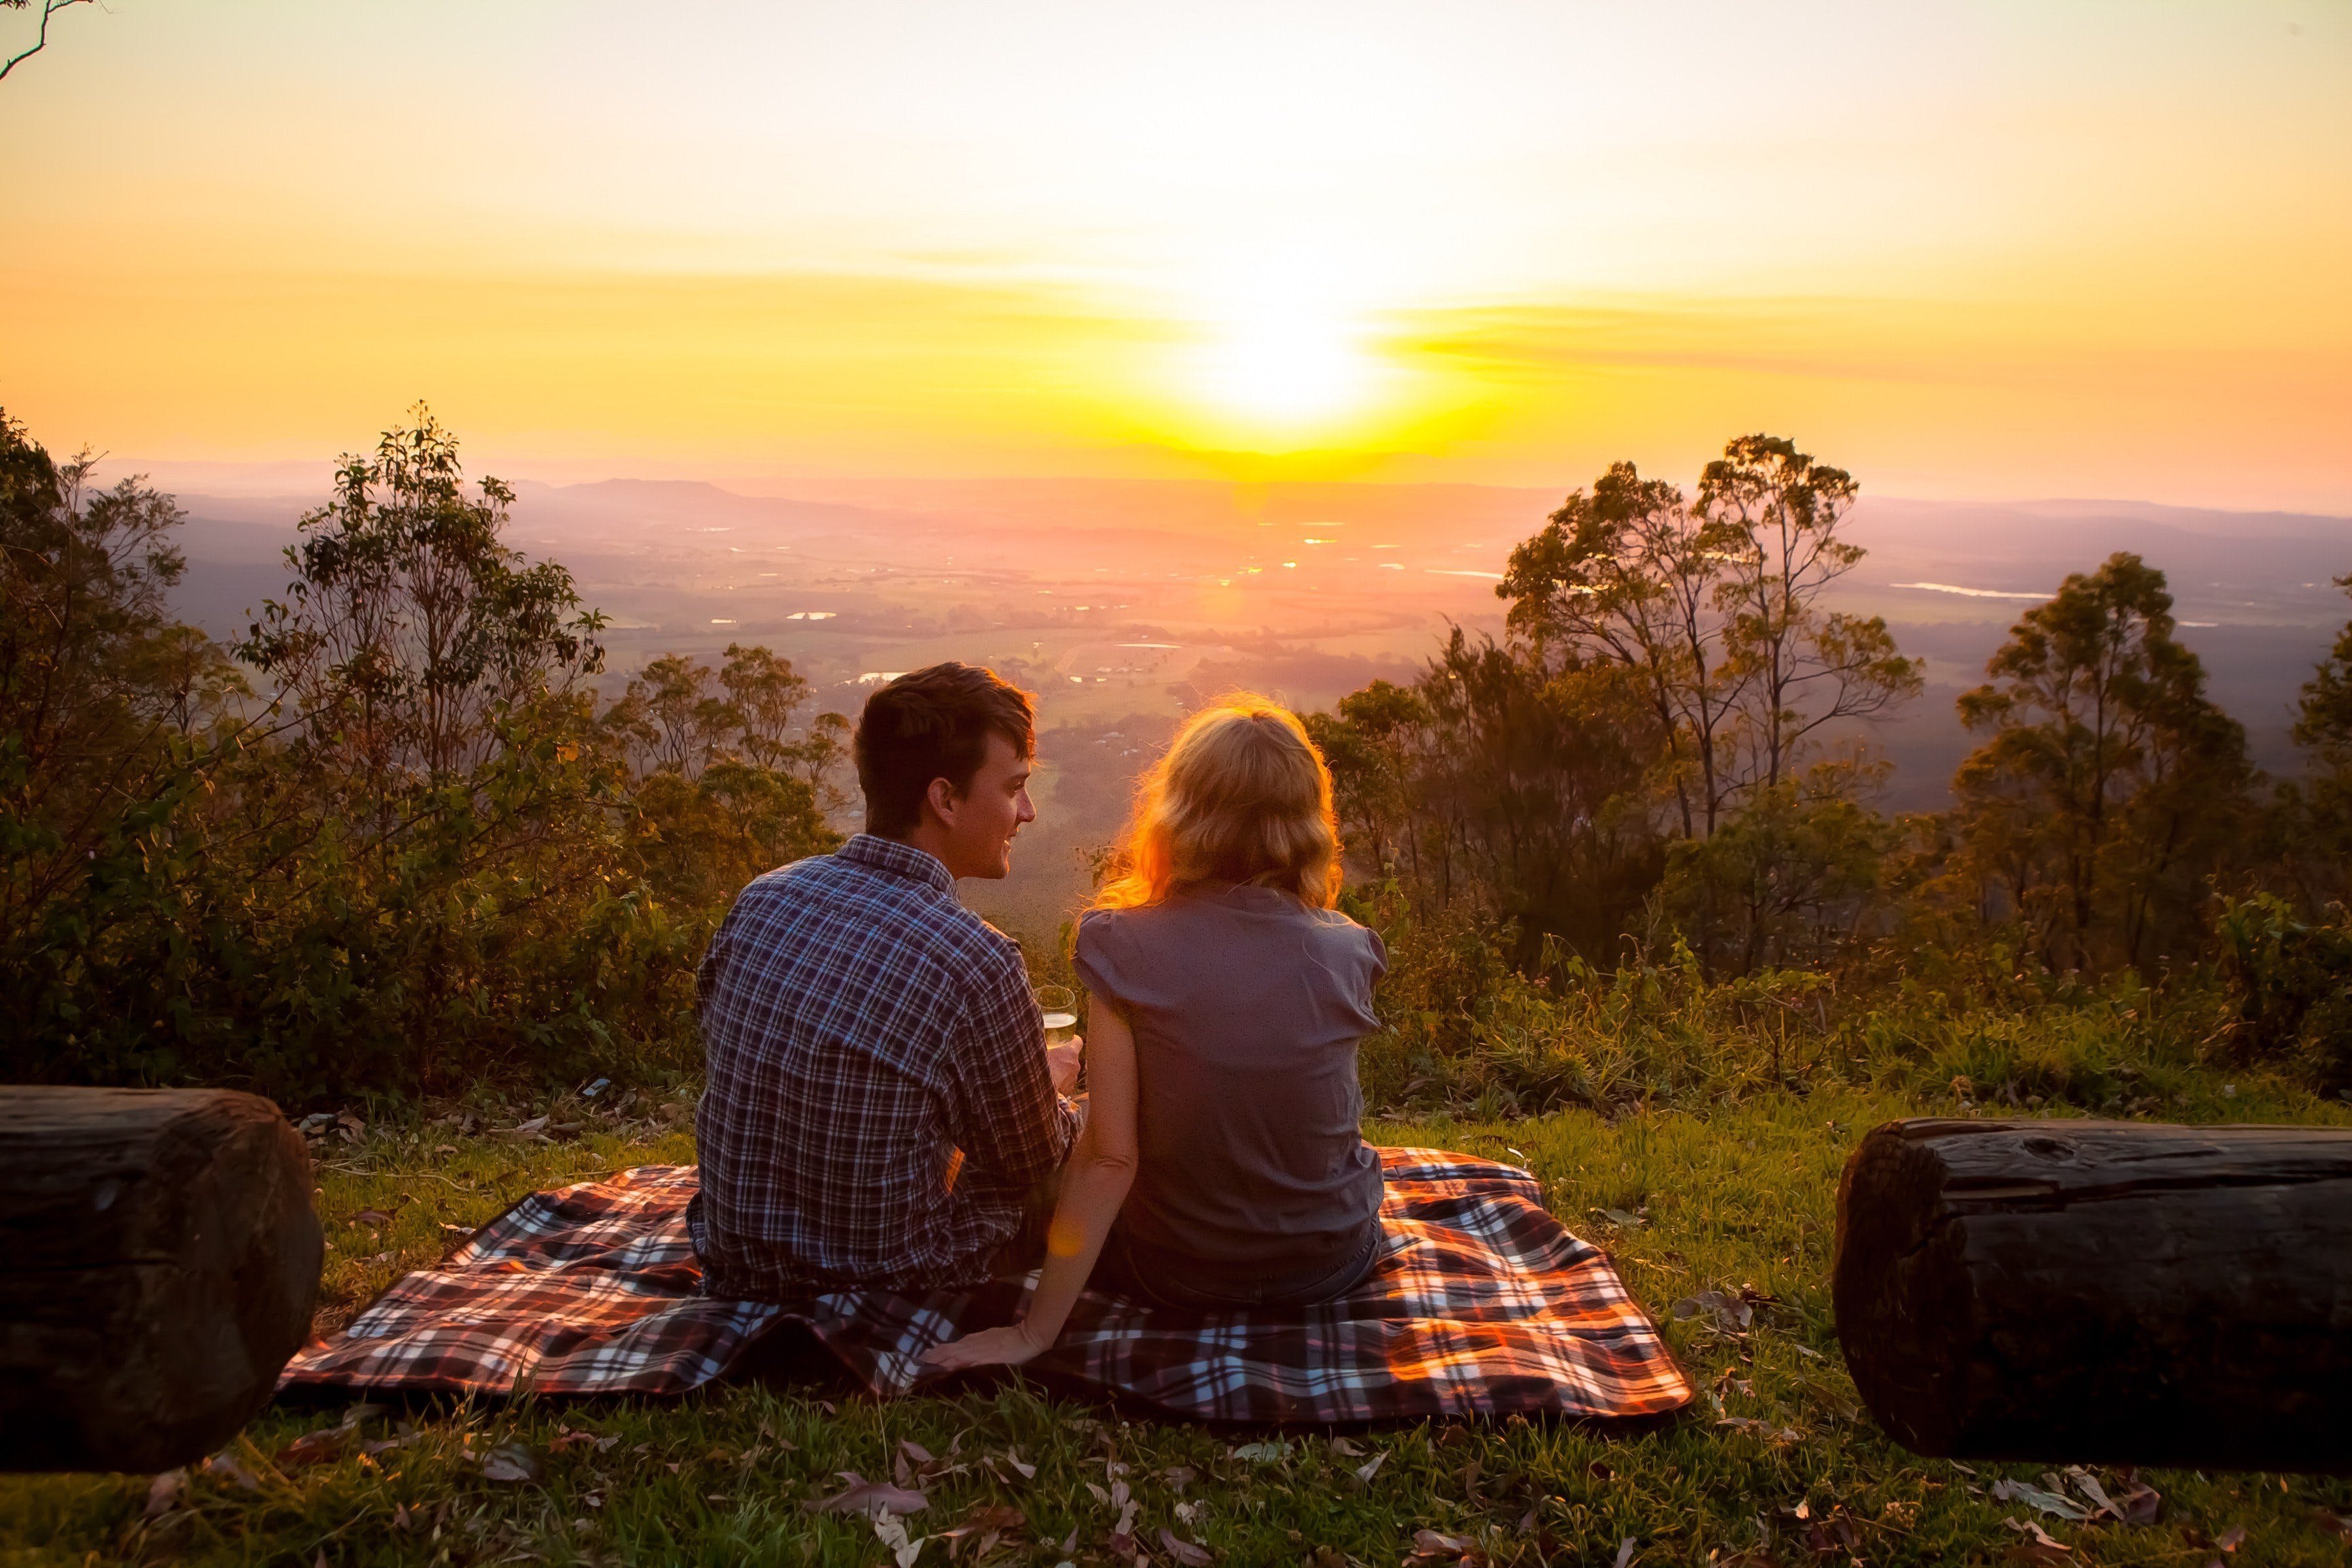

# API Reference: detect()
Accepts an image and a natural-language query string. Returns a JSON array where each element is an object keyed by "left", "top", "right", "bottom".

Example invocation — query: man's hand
[
  {"left": 919, "top": 1320, "right": 1053, "bottom": 1373},
  {"left": 1046, "top": 1036, "right": 1084, "bottom": 1096}
]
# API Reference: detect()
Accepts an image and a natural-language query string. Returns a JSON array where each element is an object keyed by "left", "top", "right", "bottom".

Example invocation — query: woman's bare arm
[{"left": 921, "top": 996, "right": 1139, "bottom": 1369}]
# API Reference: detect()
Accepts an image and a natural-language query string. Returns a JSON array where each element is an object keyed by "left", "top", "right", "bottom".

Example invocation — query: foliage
[
  {"left": 602, "top": 642, "right": 849, "bottom": 799},
  {"left": 239, "top": 409, "right": 606, "bottom": 783},
  {"left": 3, "top": 410, "right": 714, "bottom": 1100},
  {"left": 629, "top": 757, "right": 838, "bottom": 911},
  {"left": 1352, "top": 871, "right": 2272, "bottom": 1123},
  {"left": 1311, "top": 630, "right": 1664, "bottom": 962},
  {"left": 2268, "top": 574, "right": 2352, "bottom": 910},
  {"left": 1658, "top": 760, "right": 1899, "bottom": 975},
  {"left": 1496, "top": 434, "right": 1917, "bottom": 840},
  {"left": 2215, "top": 893, "right": 2352, "bottom": 1095},
  {"left": 1321, "top": 434, "right": 1914, "bottom": 978},
  {"left": 0, "top": 410, "right": 248, "bottom": 1075},
  {"left": 1943, "top": 551, "right": 2255, "bottom": 975}
]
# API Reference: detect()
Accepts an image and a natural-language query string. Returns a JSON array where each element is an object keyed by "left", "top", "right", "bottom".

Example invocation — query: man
[{"left": 688, "top": 662, "right": 1083, "bottom": 1299}]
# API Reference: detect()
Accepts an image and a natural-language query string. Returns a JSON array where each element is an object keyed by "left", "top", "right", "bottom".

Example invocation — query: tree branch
[{"left": 0, "top": 0, "right": 95, "bottom": 85}]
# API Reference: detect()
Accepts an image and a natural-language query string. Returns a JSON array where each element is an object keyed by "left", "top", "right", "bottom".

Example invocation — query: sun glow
[
  {"left": 1188, "top": 312, "right": 1376, "bottom": 430},
  {"left": 1158, "top": 255, "right": 1413, "bottom": 448}
]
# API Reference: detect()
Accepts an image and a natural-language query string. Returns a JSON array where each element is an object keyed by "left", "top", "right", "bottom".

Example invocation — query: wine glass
[{"left": 1033, "top": 984, "right": 1077, "bottom": 1045}]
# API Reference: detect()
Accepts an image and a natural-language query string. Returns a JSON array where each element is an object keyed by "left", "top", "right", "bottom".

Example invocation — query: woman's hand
[
  {"left": 919, "top": 1321, "right": 1053, "bottom": 1373},
  {"left": 1046, "top": 1036, "right": 1084, "bottom": 1095}
]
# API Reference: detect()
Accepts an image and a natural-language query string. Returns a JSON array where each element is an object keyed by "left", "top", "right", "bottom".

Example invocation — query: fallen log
[
  {"left": 1834, "top": 1117, "right": 2352, "bottom": 1473},
  {"left": 0, "top": 1086, "right": 323, "bottom": 1473}
]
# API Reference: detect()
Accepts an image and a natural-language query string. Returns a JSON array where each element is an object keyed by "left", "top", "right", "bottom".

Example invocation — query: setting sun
[{"left": 1187, "top": 314, "right": 1374, "bottom": 432}]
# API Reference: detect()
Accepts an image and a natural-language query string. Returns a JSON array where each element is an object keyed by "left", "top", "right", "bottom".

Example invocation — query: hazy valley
[{"left": 154, "top": 472, "right": 2352, "bottom": 938}]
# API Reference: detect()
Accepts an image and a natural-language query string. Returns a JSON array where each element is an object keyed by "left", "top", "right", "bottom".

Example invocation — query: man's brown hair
[{"left": 854, "top": 662, "right": 1036, "bottom": 837}]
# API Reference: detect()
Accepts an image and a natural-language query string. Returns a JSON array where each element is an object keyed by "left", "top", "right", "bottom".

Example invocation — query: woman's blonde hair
[{"left": 1096, "top": 694, "right": 1342, "bottom": 910}]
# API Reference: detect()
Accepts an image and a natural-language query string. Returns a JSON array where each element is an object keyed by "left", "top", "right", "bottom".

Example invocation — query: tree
[
  {"left": 1497, "top": 434, "right": 1916, "bottom": 840},
  {"left": 1497, "top": 460, "right": 1746, "bottom": 838},
  {"left": 1304, "top": 678, "right": 1426, "bottom": 883},
  {"left": 1660, "top": 760, "right": 1898, "bottom": 975},
  {"left": 1, "top": 411, "right": 248, "bottom": 1075},
  {"left": 629, "top": 759, "right": 837, "bottom": 911},
  {"left": 2293, "top": 575, "right": 2352, "bottom": 771},
  {"left": 602, "top": 643, "right": 845, "bottom": 804},
  {"left": 214, "top": 408, "right": 681, "bottom": 1096},
  {"left": 1948, "top": 552, "right": 2254, "bottom": 973},
  {"left": 719, "top": 642, "right": 811, "bottom": 769},
  {"left": 2271, "top": 575, "right": 2352, "bottom": 909},
  {"left": 1699, "top": 435, "right": 1919, "bottom": 792},
  {"left": 237, "top": 405, "right": 606, "bottom": 792},
  {"left": 604, "top": 653, "right": 734, "bottom": 777},
  {"left": 1314, "top": 630, "right": 1665, "bottom": 962}
]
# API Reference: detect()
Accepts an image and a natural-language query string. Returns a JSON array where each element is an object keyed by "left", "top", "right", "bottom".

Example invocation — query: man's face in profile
[{"left": 939, "top": 732, "right": 1035, "bottom": 879}]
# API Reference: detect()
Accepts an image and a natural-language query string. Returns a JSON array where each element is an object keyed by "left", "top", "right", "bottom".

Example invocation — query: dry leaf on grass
[
  {"left": 1354, "top": 1451, "right": 1388, "bottom": 1484},
  {"left": 480, "top": 1442, "right": 542, "bottom": 1484},
  {"left": 1993, "top": 1478, "right": 2089, "bottom": 1522},
  {"left": 201, "top": 1450, "right": 266, "bottom": 1494},
  {"left": 274, "top": 1426, "right": 351, "bottom": 1471},
  {"left": 1230, "top": 1440, "right": 1292, "bottom": 1463},
  {"left": 1672, "top": 1290, "right": 1752, "bottom": 1333},
  {"left": 1614, "top": 1537, "right": 1639, "bottom": 1568},
  {"left": 142, "top": 1470, "right": 186, "bottom": 1520},
  {"left": 2002, "top": 1516, "right": 2073, "bottom": 1558},
  {"left": 807, "top": 1472, "right": 928, "bottom": 1517},
  {"left": 872, "top": 1508, "right": 926, "bottom": 1568},
  {"left": 1158, "top": 1526, "right": 1214, "bottom": 1565}
]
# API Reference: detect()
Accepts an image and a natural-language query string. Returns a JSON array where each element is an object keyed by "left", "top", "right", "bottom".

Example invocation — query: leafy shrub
[{"left": 2215, "top": 894, "right": 2352, "bottom": 1095}]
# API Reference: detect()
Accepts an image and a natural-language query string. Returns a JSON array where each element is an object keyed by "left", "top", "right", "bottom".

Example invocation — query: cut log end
[{"left": 0, "top": 1086, "right": 323, "bottom": 1473}]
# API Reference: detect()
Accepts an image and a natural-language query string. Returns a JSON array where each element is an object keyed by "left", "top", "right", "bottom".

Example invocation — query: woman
[{"left": 923, "top": 694, "right": 1386, "bottom": 1371}]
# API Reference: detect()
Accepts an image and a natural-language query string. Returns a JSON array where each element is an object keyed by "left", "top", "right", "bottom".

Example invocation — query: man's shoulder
[{"left": 729, "top": 851, "right": 1022, "bottom": 976}]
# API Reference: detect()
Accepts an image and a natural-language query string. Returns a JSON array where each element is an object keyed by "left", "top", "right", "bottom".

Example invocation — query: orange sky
[{"left": 3, "top": 1, "right": 2347, "bottom": 508}]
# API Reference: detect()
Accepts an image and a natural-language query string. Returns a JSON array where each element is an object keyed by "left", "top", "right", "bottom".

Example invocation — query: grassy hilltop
[{"left": 7, "top": 1051, "right": 2350, "bottom": 1567}]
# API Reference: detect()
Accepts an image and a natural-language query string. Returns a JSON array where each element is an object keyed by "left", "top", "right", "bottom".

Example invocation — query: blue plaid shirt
[{"left": 687, "top": 834, "right": 1080, "bottom": 1298}]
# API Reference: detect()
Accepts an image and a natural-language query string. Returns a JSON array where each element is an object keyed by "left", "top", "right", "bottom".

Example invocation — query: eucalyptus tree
[{"left": 1949, "top": 551, "right": 2253, "bottom": 973}]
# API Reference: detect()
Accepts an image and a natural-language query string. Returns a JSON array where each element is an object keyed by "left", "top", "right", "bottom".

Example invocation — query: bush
[{"left": 2216, "top": 894, "right": 2352, "bottom": 1096}]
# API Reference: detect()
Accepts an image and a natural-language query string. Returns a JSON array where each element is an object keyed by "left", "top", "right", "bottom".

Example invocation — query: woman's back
[{"left": 1075, "top": 883, "right": 1384, "bottom": 1299}]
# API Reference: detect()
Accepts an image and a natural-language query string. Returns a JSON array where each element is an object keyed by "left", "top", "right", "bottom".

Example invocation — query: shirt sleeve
[
  {"left": 943, "top": 940, "right": 1080, "bottom": 1186},
  {"left": 1071, "top": 908, "right": 1129, "bottom": 1017}
]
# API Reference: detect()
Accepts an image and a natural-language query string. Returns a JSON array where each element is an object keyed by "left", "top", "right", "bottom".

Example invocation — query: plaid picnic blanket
[{"left": 278, "top": 1149, "right": 1691, "bottom": 1425}]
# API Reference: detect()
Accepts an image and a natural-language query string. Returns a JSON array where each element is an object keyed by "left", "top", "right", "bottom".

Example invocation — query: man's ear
[{"left": 924, "top": 774, "right": 962, "bottom": 828}]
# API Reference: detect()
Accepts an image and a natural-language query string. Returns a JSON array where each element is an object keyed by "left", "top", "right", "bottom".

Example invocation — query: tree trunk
[
  {"left": 1834, "top": 1117, "right": 2352, "bottom": 1472},
  {"left": 0, "top": 1086, "right": 322, "bottom": 1473}
]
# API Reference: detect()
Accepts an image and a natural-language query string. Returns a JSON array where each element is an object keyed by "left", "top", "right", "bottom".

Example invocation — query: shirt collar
[{"left": 838, "top": 832, "right": 955, "bottom": 892}]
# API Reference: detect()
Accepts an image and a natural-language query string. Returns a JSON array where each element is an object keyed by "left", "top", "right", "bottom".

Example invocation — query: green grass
[{"left": 6, "top": 1083, "right": 2351, "bottom": 1567}]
